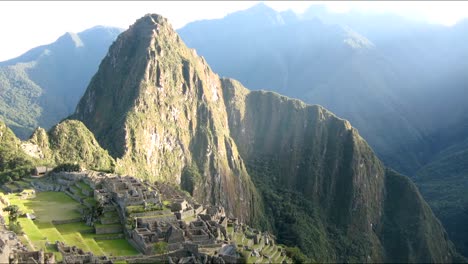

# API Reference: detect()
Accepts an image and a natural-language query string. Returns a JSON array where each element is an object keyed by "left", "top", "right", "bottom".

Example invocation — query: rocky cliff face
[
  {"left": 73, "top": 14, "right": 462, "bottom": 262},
  {"left": 73, "top": 15, "right": 263, "bottom": 224}
]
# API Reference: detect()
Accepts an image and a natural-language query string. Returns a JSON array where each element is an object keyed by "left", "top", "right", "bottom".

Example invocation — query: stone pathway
[{"left": 22, "top": 234, "right": 35, "bottom": 251}]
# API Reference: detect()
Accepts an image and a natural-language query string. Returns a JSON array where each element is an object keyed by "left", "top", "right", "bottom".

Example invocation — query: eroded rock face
[
  {"left": 73, "top": 14, "right": 463, "bottom": 262},
  {"left": 74, "top": 14, "right": 262, "bottom": 224}
]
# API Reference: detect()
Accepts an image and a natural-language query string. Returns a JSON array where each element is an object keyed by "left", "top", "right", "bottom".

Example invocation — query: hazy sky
[{"left": 1, "top": 1, "right": 468, "bottom": 61}]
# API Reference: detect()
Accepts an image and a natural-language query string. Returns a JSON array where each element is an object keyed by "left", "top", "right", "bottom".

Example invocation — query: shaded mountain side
[
  {"left": 72, "top": 13, "right": 462, "bottom": 262},
  {"left": 414, "top": 137, "right": 468, "bottom": 257},
  {"left": 381, "top": 169, "right": 459, "bottom": 263},
  {"left": 73, "top": 15, "right": 264, "bottom": 224},
  {"left": 222, "top": 79, "right": 462, "bottom": 262},
  {"left": 0, "top": 65, "right": 42, "bottom": 138},
  {"left": 0, "top": 26, "right": 122, "bottom": 139},
  {"left": 302, "top": 7, "right": 468, "bottom": 259}
]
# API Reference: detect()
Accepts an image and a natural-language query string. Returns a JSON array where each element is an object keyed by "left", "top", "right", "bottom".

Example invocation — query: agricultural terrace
[{"left": 0, "top": 191, "right": 139, "bottom": 261}]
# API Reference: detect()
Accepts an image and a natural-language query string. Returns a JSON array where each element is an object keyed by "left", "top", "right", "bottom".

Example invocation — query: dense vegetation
[
  {"left": 0, "top": 121, "right": 36, "bottom": 183},
  {"left": 46, "top": 120, "right": 115, "bottom": 171},
  {"left": 1, "top": 118, "right": 114, "bottom": 183},
  {"left": 246, "top": 157, "right": 333, "bottom": 262},
  {"left": 52, "top": 163, "right": 82, "bottom": 172},
  {"left": 180, "top": 163, "right": 201, "bottom": 196},
  {"left": 0, "top": 65, "right": 42, "bottom": 139},
  {"left": 222, "top": 79, "right": 463, "bottom": 262},
  {"left": 414, "top": 139, "right": 468, "bottom": 256}
]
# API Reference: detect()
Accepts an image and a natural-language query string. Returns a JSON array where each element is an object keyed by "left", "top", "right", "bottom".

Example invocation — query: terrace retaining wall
[
  {"left": 95, "top": 224, "right": 123, "bottom": 235},
  {"left": 52, "top": 218, "right": 82, "bottom": 225}
]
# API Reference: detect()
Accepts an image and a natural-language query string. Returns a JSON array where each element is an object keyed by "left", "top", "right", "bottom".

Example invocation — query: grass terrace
[{"left": 1, "top": 191, "right": 139, "bottom": 259}]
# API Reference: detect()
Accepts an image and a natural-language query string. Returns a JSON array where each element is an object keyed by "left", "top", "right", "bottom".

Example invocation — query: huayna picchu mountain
[{"left": 71, "top": 14, "right": 464, "bottom": 262}]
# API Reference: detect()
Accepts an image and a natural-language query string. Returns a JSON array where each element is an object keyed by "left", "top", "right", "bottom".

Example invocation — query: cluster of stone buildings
[
  {"left": 2, "top": 170, "right": 290, "bottom": 263},
  {"left": 36, "top": 171, "right": 244, "bottom": 263},
  {"left": 9, "top": 249, "right": 55, "bottom": 264},
  {"left": 55, "top": 241, "right": 111, "bottom": 264},
  {"left": 81, "top": 173, "right": 236, "bottom": 260}
]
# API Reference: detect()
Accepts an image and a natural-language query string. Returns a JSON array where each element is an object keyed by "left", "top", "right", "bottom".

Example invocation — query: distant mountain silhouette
[{"left": 0, "top": 26, "right": 122, "bottom": 139}]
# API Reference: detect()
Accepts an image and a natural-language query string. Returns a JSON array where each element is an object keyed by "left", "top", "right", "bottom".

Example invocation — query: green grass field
[{"left": 2, "top": 191, "right": 139, "bottom": 258}]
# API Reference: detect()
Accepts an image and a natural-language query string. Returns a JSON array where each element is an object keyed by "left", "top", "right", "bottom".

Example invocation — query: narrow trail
[{"left": 22, "top": 234, "right": 35, "bottom": 251}]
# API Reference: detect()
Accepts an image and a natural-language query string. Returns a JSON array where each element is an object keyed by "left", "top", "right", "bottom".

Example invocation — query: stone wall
[
  {"left": 130, "top": 209, "right": 172, "bottom": 218},
  {"left": 100, "top": 217, "right": 120, "bottom": 225},
  {"left": 65, "top": 190, "right": 83, "bottom": 203},
  {"left": 95, "top": 224, "right": 123, "bottom": 235},
  {"left": 78, "top": 186, "right": 93, "bottom": 197},
  {"left": 52, "top": 218, "right": 82, "bottom": 225},
  {"left": 179, "top": 209, "right": 195, "bottom": 220},
  {"left": 138, "top": 214, "right": 177, "bottom": 226},
  {"left": 128, "top": 235, "right": 151, "bottom": 255},
  {"left": 93, "top": 234, "right": 124, "bottom": 240},
  {"left": 167, "top": 242, "right": 182, "bottom": 251},
  {"left": 194, "top": 206, "right": 204, "bottom": 215}
]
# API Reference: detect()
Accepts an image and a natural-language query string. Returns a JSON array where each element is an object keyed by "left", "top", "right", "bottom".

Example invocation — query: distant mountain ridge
[{"left": 0, "top": 26, "right": 122, "bottom": 139}]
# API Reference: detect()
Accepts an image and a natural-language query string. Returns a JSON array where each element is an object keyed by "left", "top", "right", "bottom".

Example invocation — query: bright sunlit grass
[{"left": 1, "top": 191, "right": 139, "bottom": 257}]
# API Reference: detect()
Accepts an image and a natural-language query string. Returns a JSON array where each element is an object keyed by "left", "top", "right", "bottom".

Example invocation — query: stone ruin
[
  {"left": 9, "top": 249, "right": 55, "bottom": 264},
  {"left": 99, "top": 175, "right": 161, "bottom": 212},
  {"left": 8, "top": 171, "right": 264, "bottom": 263},
  {"left": 54, "top": 241, "right": 111, "bottom": 264}
]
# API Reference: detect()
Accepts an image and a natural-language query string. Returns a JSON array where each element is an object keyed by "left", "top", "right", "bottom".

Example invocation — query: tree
[
  {"left": 83, "top": 200, "right": 104, "bottom": 226},
  {"left": 3, "top": 204, "right": 20, "bottom": 223}
]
